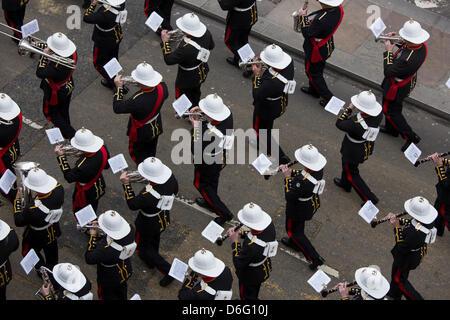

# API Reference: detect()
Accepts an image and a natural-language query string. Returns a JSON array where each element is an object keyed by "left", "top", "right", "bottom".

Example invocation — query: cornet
[
  {"left": 165, "top": 29, "right": 185, "bottom": 47},
  {"left": 59, "top": 144, "right": 84, "bottom": 157},
  {"left": 120, "top": 76, "right": 139, "bottom": 86},
  {"left": 292, "top": 0, "right": 308, "bottom": 33},
  {"left": 126, "top": 171, "right": 148, "bottom": 184},
  {"left": 239, "top": 60, "right": 268, "bottom": 73},
  {"left": 375, "top": 34, "right": 404, "bottom": 45},
  {"left": 174, "top": 112, "right": 207, "bottom": 121}
]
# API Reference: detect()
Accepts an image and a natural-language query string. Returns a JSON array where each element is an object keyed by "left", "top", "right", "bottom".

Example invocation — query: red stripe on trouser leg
[
  {"left": 305, "top": 60, "right": 320, "bottom": 98},
  {"left": 3, "top": 10, "right": 21, "bottom": 39},
  {"left": 394, "top": 268, "right": 415, "bottom": 300},
  {"left": 224, "top": 26, "right": 232, "bottom": 52},
  {"left": 201, "top": 190, "right": 224, "bottom": 218},
  {"left": 22, "top": 242, "right": 30, "bottom": 257},
  {"left": 194, "top": 172, "right": 200, "bottom": 189},
  {"left": 440, "top": 204, "right": 449, "bottom": 229},
  {"left": 144, "top": 0, "right": 150, "bottom": 16},
  {"left": 344, "top": 163, "right": 369, "bottom": 201},
  {"left": 98, "top": 285, "right": 103, "bottom": 300},
  {"left": 240, "top": 284, "right": 245, "bottom": 300},
  {"left": 93, "top": 46, "right": 100, "bottom": 73},
  {"left": 286, "top": 218, "right": 312, "bottom": 261},
  {"left": 44, "top": 100, "right": 52, "bottom": 122},
  {"left": 175, "top": 87, "right": 180, "bottom": 99},
  {"left": 135, "top": 232, "right": 140, "bottom": 254},
  {"left": 382, "top": 100, "right": 408, "bottom": 140}
]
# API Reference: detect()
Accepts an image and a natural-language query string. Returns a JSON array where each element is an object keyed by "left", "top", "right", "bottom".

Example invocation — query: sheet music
[
  {"left": 0, "top": 169, "right": 16, "bottom": 194},
  {"left": 201, "top": 220, "right": 224, "bottom": 243},
  {"left": 145, "top": 11, "right": 164, "bottom": 32},
  {"left": 446, "top": 78, "right": 450, "bottom": 89},
  {"left": 358, "top": 200, "right": 379, "bottom": 224},
  {"left": 324, "top": 96, "right": 346, "bottom": 115},
  {"left": 168, "top": 258, "right": 189, "bottom": 283},
  {"left": 21, "top": 19, "right": 39, "bottom": 38},
  {"left": 130, "top": 294, "right": 141, "bottom": 300},
  {"left": 404, "top": 143, "right": 422, "bottom": 165},
  {"left": 74, "top": 205, "right": 97, "bottom": 227},
  {"left": 172, "top": 94, "right": 192, "bottom": 117},
  {"left": 108, "top": 153, "right": 128, "bottom": 174},
  {"left": 45, "top": 128, "right": 64, "bottom": 145},
  {"left": 237, "top": 44, "right": 255, "bottom": 63},
  {"left": 251, "top": 154, "right": 273, "bottom": 175},
  {"left": 307, "top": 269, "right": 331, "bottom": 293},
  {"left": 103, "top": 58, "right": 123, "bottom": 79},
  {"left": 369, "top": 17, "right": 387, "bottom": 38},
  {"left": 20, "top": 249, "right": 40, "bottom": 275}
]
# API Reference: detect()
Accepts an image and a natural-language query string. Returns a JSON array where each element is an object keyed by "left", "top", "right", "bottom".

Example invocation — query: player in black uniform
[
  {"left": 297, "top": 0, "right": 344, "bottom": 106},
  {"left": 85, "top": 210, "right": 136, "bottom": 300},
  {"left": 380, "top": 19, "right": 429, "bottom": 152},
  {"left": 144, "top": 0, "right": 174, "bottom": 32},
  {"left": 179, "top": 249, "right": 233, "bottom": 300},
  {"left": 333, "top": 90, "right": 383, "bottom": 205},
  {"left": 161, "top": 12, "right": 214, "bottom": 109},
  {"left": 113, "top": 62, "right": 168, "bottom": 164},
  {"left": 427, "top": 153, "right": 449, "bottom": 237},
  {"left": 279, "top": 144, "right": 327, "bottom": 270},
  {"left": 337, "top": 265, "right": 390, "bottom": 300},
  {"left": 2, "top": 0, "right": 29, "bottom": 43},
  {"left": 0, "top": 219, "right": 19, "bottom": 301},
  {"left": 227, "top": 202, "right": 277, "bottom": 300},
  {"left": 120, "top": 157, "right": 178, "bottom": 287}
]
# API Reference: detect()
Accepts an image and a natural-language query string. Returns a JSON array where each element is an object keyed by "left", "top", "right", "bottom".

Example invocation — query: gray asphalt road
[{"left": 0, "top": 0, "right": 449, "bottom": 301}]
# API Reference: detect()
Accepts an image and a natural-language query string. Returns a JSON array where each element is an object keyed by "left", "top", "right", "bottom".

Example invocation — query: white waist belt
[
  {"left": 140, "top": 210, "right": 162, "bottom": 218},
  {"left": 249, "top": 257, "right": 267, "bottom": 267},
  {"left": 0, "top": 260, "right": 6, "bottom": 268},
  {"left": 30, "top": 223, "right": 52, "bottom": 231},
  {"left": 179, "top": 63, "right": 202, "bottom": 71},
  {"left": 395, "top": 77, "right": 405, "bottom": 82},
  {"left": 233, "top": 3, "right": 255, "bottom": 11},
  {"left": 95, "top": 24, "right": 116, "bottom": 32},
  {"left": 315, "top": 38, "right": 323, "bottom": 42},
  {"left": 266, "top": 96, "right": 282, "bottom": 101},
  {"left": 101, "top": 263, "right": 118, "bottom": 268},
  {"left": 346, "top": 134, "right": 365, "bottom": 144},
  {"left": 298, "top": 196, "right": 313, "bottom": 201},
  {"left": 145, "top": 113, "right": 159, "bottom": 125}
]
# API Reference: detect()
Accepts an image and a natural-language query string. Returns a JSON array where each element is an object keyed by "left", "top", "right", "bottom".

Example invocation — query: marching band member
[
  {"left": 385, "top": 196, "right": 437, "bottom": 300},
  {"left": 427, "top": 153, "right": 449, "bottom": 237},
  {"left": 227, "top": 202, "right": 277, "bottom": 300},
  {"left": 113, "top": 62, "right": 169, "bottom": 164},
  {"left": 161, "top": 13, "right": 214, "bottom": 109},
  {"left": 218, "top": 0, "right": 257, "bottom": 76},
  {"left": 54, "top": 127, "right": 110, "bottom": 215},
  {"left": 380, "top": 19, "right": 429, "bottom": 152},
  {"left": 333, "top": 90, "right": 383, "bottom": 205},
  {"left": 297, "top": 0, "right": 344, "bottom": 107},
  {"left": 252, "top": 44, "right": 294, "bottom": 166},
  {"left": 13, "top": 168, "right": 64, "bottom": 281},
  {"left": 144, "top": 0, "right": 174, "bottom": 32},
  {"left": 279, "top": 144, "right": 326, "bottom": 270},
  {"left": 178, "top": 249, "right": 233, "bottom": 300},
  {"left": 85, "top": 210, "right": 136, "bottom": 300},
  {"left": 190, "top": 93, "right": 234, "bottom": 226},
  {"left": 0, "top": 93, "right": 22, "bottom": 203},
  {"left": 39, "top": 262, "right": 93, "bottom": 300},
  {"left": 0, "top": 219, "right": 19, "bottom": 301},
  {"left": 337, "top": 265, "right": 390, "bottom": 300},
  {"left": 35, "top": 32, "right": 77, "bottom": 139},
  {"left": 2, "top": 0, "right": 29, "bottom": 43},
  {"left": 120, "top": 157, "right": 178, "bottom": 287},
  {"left": 83, "top": 0, "right": 127, "bottom": 91}
]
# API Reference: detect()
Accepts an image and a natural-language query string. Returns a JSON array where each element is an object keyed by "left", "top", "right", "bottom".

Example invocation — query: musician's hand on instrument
[
  {"left": 298, "top": 8, "right": 307, "bottom": 16},
  {"left": 16, "top": 188, "right": 22, "bottom": 199},
  {"left": 54, "top": 145, "right": 64, "bottom": 156},
  {"left": 279, "top": 164, "right": 291, "bottom": 178},
  {"left": 119, "top": 171, "right": 130, "bottom": 184},
  {"left": 43, "top": 47, "right": 52, "bottom": 55},
  {"left": 40, "top": 283, "right": 51, "bottom": 296},
  {"left": 348, "top": 103, "right": 355, "bottom": 110},
  {"left": 89, "top": 221, "right": 99, "bottom": 236},
  {"left": 114, "top": 75, "right": 124, "bottom": 88},
  {"left": 384, "top": 40, "right": 395, "bottom": 52},
  {"left": 337, "top": 282, "right": 349, "bottom": 299},
  {"left": 428, "top": 152, "right": 443, "bottom": 166},
  {"left": 161, "top": 30, "right": 171, "bottom": 41},
  {"left": 252, "top": 63, "right": 263, "bottom": 76},
  {"left": 386, "top": 212, "right": 400, "bottom": 227},
  {"left": 385, "top": 32, "right": 397, "bottom": 37},
  {"left": 92, "top": 0, "right": 98, "bottom": 5}
]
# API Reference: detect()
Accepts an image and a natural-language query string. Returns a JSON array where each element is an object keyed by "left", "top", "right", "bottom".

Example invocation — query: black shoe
[
  {"left": 333, "top": 178, "right": 351, "bottom": 192},
  {"left": 226, "top": 57, "right": 239, "bottom": 68},
  {"left": 309, "top": 256, "right": 325, "bottom": 270},
  {"left": 281, "top": 237, "right": 300, "bottom": 252},
  {"left": 242, "top": 70, "right": 253, "bottom": 78},
  {"left": 400, "top": 135, "right": 420, "bottom": 152},
  {"left": 195, "top": 197, "right": 214, "bottom": 212},
  {"left": 214, "top": 214, "right": 233, "bottom": 226},
  {"left": 263, "top": 175, "right": 271, "bottom": 181},
  {"left": 371, "top": 195, "right": 379, "bottom": 205},
  {"left": 300, "top": 86, "right": 320, "bottom": 98},
  {"left": 319, "top": 99, "right": 326, "bottom": 107},
  {"left": 437, "top": 228, "right": 444, "bottom": 237},
  {"left": 379, "top": 125, "right": 399, "bottom": 137},
  {"left": 101, "top": 78, "right": 114, "bottom": 89},
  {"left": 159, "top": 275, "right": 174, "bottom": 287}
]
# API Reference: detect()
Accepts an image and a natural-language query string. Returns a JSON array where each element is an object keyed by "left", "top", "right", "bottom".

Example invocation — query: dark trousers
[
  {"left": 340, "top": 160, "right": 377, "bottom": 203},
  {"left": 305, "top": 59, "right": 333, "bottom": 103},
  {"left": 239, "top": 281, "right": 261, "bottom": 300},
  {"left": 175, "top": 86, "right": 201, "bottom": 110},
  {"left": 3, "top": 8, "right": 26, "bottom": 42},
  {"left": 144, "top": 0, "right": 174, "bottom": 30},
  {"left": 285, "top": 218, "right": 320, "bottom": 262},
  {"left": 135, "top": 229, "right": 171, "bottom": 275},
  {"left": 224, "top": 26, "right": 251, "bottom": 62},
  {"left": 389, "top": 261, "right": 423, "bottom": 300},
  {"left": 382, "top": 97, "right": 415, "bottom": 141},
  {"left": 194, "top": 164, "right": 233, "bottom": 220},
  {"left": 131, "top": 136, "right": 159, "bottom": 165},
  {"left": 434, "top": 201, "right": 449, "bottom": 236},
  {"left": 98, "top": 282, "right": 128, "bottom": 300},
  {"left": 253, "top": 112, "right": 289, "bottom": 164},
  {"left": 22, "top": 238, "right": 59, "bottom": 272},
  {"left": 0, "top": 286, "right": 6, "bottom": 301},
  {"left": 43, "top": 95, "right": 76, "bottom": 139},
  {"left": 93, "top": 43, "right": 120, "bottom": 86}
]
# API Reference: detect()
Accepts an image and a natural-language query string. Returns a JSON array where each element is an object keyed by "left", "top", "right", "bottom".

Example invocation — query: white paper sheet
[
  {"left": 103, "top": 58, "right": 123, "bottom": 79},
  {"left": 21, "top": 19, "right": 39, "bottom": 38},
  {"left": 130, "top": 294, "right": 141, "bottom": 300},
  {"left": 74, "top": 205, "right": 97, "bottom": 228},
  {"left": 446, "top": 78, "right": 450, "bottom": 89},
  {"left": 20, "top": 249, "right": 40, "bottom": 275},
  {"left": 307, "top": 269, "right": 331, "bottom": 293},
  {"left": 370, "top": 17, "right": 387, "bottom": 38},
  {"left": 324, "top": 96, "right": 346, "bottom": 115},
  {"left": 168, "top": 258, "right": 189, "bottom": 283},
  {"left": 0, "top": 169, "right": 16, "bottom": 194},
  {"left": 201, "top": 220, "right": 224, "bottom": 243},
  {"left": 172, "top": 94, "right": 192, "bottom": 117},
  {"left": 108, "top": 153, "right": 128, "bottom": 174},
  {"left": 252, "top": 154, "right": 273, "bottom": 175},
  {"left": 358, "top": 200, "right": 379, "bottom": 224},
  {"left": 45, "top": 127, "right": 64, "bottom": 145},
  {"left": 404, "top": 143, "right": 422, "bottom": 165},
  {"left": 237, "top": 43, "right": 255, "bottom": 63},
  {"left": 145, "top": 11, "right": 164, "bottom": 32}
]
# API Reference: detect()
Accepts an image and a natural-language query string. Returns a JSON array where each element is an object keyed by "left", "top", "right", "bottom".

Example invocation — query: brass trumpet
[
  {"left": 375, "top": 34, "right": 404, "bottom": 45},
  {"left": 292, "top": 0, "right": 308, "bottom": 33},
  {"left": 126, "top": 171, "right": 148, "bottom": 184},
  {"left": 175, "top": 112, "right": 207, "bottom": 121},
  {"left": 238, "top": 60, "right": 268, "bottom": 73},
  {"left": 59, "top": 144, "right": 84, "bottom": 158},
  {"left": 120, "top": 76, "right": 139, "bottom": 86}
]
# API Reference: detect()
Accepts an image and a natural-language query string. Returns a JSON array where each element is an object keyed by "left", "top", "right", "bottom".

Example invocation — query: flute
[
  {"left": 414, "top": 152, "right": 449, "bottom": 167},
  {"left": 320, "top": 281, "right": 358, "bottom": 297},
  {"left": 216, "top": 223, "right": 244, "bottom": 246},
  {"left": 370, "top": 212, "right": 408, "bottom": 228}
]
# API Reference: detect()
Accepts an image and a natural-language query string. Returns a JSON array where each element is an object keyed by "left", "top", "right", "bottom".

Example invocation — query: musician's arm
[
  {"left": 112, "top": 89, "right": 137, "bottom": 114},
  {"left": 36, "top": 59, "right": 59, "bottom": 80},
  {"left": 284, "top": 176, "right": 303, "bottom": 201},
  {"left": 12, "top": 199, "right": 33, "bottom": 227},
  {"left": 83, "top": 3, "right": 106, "bottom": 25},
  {"left": 435, "top": 164, "right": 449, "bottom": 187},
  {"left": 84, "top": 235, "right": 104, "bottom": 265},
  {"left": 383, "top": 52, "right": 418, "bottom": 79},
  {"left": 160, "top": 41, "right": 185, "bottom": 65},
  {"left": 232, "top": 242, "right": 253, "bottom": 277},
  {"left": 217, "top": 0, "right": 238, "bottom": 11},
  {"left": 7, "top": 228, "right": 19, "bottom": 254}
]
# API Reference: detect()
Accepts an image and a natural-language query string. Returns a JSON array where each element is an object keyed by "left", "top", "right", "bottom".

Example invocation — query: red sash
[
  {"left": 310, "top": 5, "right": 344, "bottom": 63},
  {"left": 47, "top": 52, "right": 77, "bottom": 105},
  {"left": 72, "top": 146, "right": 108, "bottom": 211},
  {"left": 0, "top": 113, "right": 22, "bottom": 175},
  {"left": 128, "top": 84, "right": 164, "bottom": 161},
  {"left": 385, "top": 43, "right": 428, "bottom": 101}
]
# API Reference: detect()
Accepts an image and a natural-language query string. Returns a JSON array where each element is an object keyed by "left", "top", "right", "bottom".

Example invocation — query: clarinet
[
  {"left": 414, "top": 152, "right": 449, "bottom": 167},
  {"left": 216, "top": 223, "right": 244, "bottom": 246},
  {"left": 370, "top": 212, "right": 408, "bottom": 228},
  {"left": 321, "top": 281, "right": 358, "bottom": 297}
]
